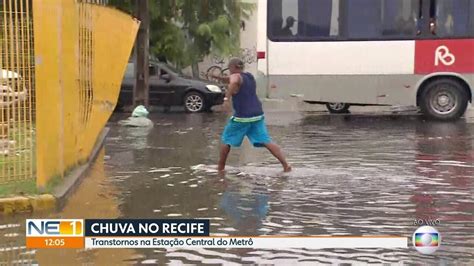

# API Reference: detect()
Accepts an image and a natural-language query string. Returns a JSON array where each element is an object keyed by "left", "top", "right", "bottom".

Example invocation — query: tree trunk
[
  {"left": 191, "top": 62, "right": 200, "bottom": 79},
  {"left": 134, "top": 0, "right": 150, "bottom": 108}
]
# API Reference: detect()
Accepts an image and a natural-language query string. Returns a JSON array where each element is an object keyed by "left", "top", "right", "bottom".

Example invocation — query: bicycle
[{"left": 204, "top": 65, "right": 229, "bottom": 83}]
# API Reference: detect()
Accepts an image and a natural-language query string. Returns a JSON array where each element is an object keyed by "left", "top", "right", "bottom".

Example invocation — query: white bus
[{"left": 257, "top": 0, "right": 474, "bottom": 120}]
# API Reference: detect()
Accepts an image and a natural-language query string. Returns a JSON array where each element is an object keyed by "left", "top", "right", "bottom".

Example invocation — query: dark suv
[{"left": 117, "top": 62, "right": 225, "bottom": 112}]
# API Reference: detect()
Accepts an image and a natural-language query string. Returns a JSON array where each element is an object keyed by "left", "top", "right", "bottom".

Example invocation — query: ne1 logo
[{"left": 26, "top": 219, "right": 83, "bottom": 237}]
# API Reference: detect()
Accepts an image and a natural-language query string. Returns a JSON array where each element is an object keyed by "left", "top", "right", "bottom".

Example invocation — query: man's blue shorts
[{"left": 221, "top": 117, "right": 271, "bottom": 148}]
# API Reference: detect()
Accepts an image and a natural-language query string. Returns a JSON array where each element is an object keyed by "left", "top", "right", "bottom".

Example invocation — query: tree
[
  {"left": 134, "top": 0, "right": 150, "bottom": 107},
  {"left": 109, "top": 0, "right": 255, "bottom": 77}
]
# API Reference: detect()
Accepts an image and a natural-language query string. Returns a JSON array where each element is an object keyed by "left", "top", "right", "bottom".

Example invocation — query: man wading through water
[{"left": 213, "top": 58, "right": 291, "bottom": 173}]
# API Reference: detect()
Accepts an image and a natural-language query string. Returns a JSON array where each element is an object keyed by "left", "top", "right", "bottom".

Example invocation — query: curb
[
  {"left": 0, "top": 127, "right": 109, "bottom": 216},
  {"left": 0, "top": 194, "right": 56, "bottom": 215}
]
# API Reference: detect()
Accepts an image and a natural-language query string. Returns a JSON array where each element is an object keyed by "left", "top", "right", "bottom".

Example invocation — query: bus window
[
  {"left": 471, "top": 1, "right": 474, "bottom": 35},
  {"left": 281, "top": 0, "right": 298, "bottom": 36},
  {"left": 342, "top": 0, "right": 420, "bottom": 39},
  {"left": 268, "top": 0, "right": 283, "bottom": 37},
  {"left": 381, "top": 0, "right": 421, "bottom": 37},
  {"left": 299, "top": 0, "right": 334, "bottom": 38},
  {"left": 432, "top": 0, "right": 474, "bottom": 37},
  {"left": 269, "top": 0, "right": 425, "bottom": 40},
  {"left": 268, "top": 0, "right": 299, "bottom": 38},
  {"left": 343, "top": 0, "right": 382, "bottom": 39},
  {"left": 268, "top": 0, "right": 341, "bottom": 40}
]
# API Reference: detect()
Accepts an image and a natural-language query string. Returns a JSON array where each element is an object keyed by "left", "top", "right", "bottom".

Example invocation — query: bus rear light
[{"left": 257, "top": 51, "right": 266, "bottom": 59}]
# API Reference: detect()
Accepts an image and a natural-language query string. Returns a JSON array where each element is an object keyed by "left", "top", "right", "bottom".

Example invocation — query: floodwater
[{"left": 1, "top": 109, "right": 473, "bottom": 265}]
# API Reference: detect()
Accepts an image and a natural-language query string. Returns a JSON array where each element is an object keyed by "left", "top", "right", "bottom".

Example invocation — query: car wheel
[
  {"left": 326, "top": 102, "right": 350, "bottom": 114},
  {"left": 184, "top": 92, "right": 206, "bottom": 113},
  {"left": 419, "top": 78, "right": 469, "bottom": 121}
]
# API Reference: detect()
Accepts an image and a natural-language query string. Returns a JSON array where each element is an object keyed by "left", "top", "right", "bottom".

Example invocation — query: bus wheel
[
  {"left": 326, "top": 102, "right": 350, "bottom": 114},
  {"left": 420, "top": 79, "right": 469, "bottom": 121}
]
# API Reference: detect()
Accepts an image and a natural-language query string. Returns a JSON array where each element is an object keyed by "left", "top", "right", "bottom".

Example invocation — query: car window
[{"left": 158, "top": 63, "right": 179, "bottom": 75}]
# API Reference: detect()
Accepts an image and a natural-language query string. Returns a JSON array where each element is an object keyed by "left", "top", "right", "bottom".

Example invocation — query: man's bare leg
[
  {"left": 218, "top": 144, "right": 231, "bottom": 172},
  {"left": 264, "top": 143, "right": 291, "bottom": 172}
]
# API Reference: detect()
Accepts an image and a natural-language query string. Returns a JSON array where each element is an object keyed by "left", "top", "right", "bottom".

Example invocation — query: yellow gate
[{"left": 0, "top": 0, "right": 35, "bottom": 185}]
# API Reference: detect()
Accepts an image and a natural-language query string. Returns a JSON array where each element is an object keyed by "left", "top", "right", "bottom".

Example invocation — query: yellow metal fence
[
  {"left": 0, "top": 0, "right": 35, "bottom": 184},
  {"left": 0, "top": 0, "right": 138, "bottom": 188}
]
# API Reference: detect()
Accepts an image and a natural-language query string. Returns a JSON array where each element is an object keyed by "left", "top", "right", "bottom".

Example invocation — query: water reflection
[
  {"left": 219, "top": 176, "right": 271, "bottom": 235},
  {"left": 412, "top": 122, "right": 474, "bottom": 223},
  {"left": 35, "top": 149, "right": 138, "bottom": 265}
]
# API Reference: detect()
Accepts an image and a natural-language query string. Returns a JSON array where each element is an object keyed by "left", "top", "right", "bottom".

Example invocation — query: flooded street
[{"left": 1, "top": 108, "right": 473, "bottom": 264}]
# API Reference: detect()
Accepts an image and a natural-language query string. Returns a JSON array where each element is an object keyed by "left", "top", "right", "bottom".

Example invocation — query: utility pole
[{"left": 134, "top": 0, "right": 150, "bottom": 107}]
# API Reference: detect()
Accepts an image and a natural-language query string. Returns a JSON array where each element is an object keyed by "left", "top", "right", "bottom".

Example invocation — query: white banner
[{"left": 85, "top": 237, "right": 407, "bottom": 249}]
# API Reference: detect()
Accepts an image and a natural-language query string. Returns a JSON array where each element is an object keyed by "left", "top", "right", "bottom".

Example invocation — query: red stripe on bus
[{"left": 415, "top": 39, "right": 474, "bottom": 74}]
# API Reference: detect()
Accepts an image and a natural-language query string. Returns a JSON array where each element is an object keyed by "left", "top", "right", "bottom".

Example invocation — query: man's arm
[
  {"left": 225, "top": 74, "right": 241, "bottom": 100},
  {"left": 221, "top": 74, "right": 241, "bottom": 114}
]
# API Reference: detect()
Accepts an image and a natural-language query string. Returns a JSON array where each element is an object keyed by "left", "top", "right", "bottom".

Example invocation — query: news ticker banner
[{"left": 26, "top": 219, "right": 408, "bottom": 249}]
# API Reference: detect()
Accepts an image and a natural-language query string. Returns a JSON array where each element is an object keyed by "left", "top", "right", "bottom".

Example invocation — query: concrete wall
[{"left": 34, "top": 0, "right": 139, "bottom": 187}]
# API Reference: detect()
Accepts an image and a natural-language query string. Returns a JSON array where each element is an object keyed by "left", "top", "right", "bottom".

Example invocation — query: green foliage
[
  {"left": 0, "top": 179, "right": 37, "bottom": 197},
  {"left": 109, "top": 0, "right": 255, "bottom": 70}
]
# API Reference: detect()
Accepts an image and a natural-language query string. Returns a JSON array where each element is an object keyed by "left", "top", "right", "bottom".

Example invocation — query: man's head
[
  {"left": 228, "top": 57, "right": 245, "bottom": 74},
  {"left": 286, "top": 16, "right": 296, "bottom": 28}
]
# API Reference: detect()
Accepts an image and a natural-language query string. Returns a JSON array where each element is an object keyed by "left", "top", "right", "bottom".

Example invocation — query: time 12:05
[{"left": 45, "top": 238, "right": 65, "bottom": 246}]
